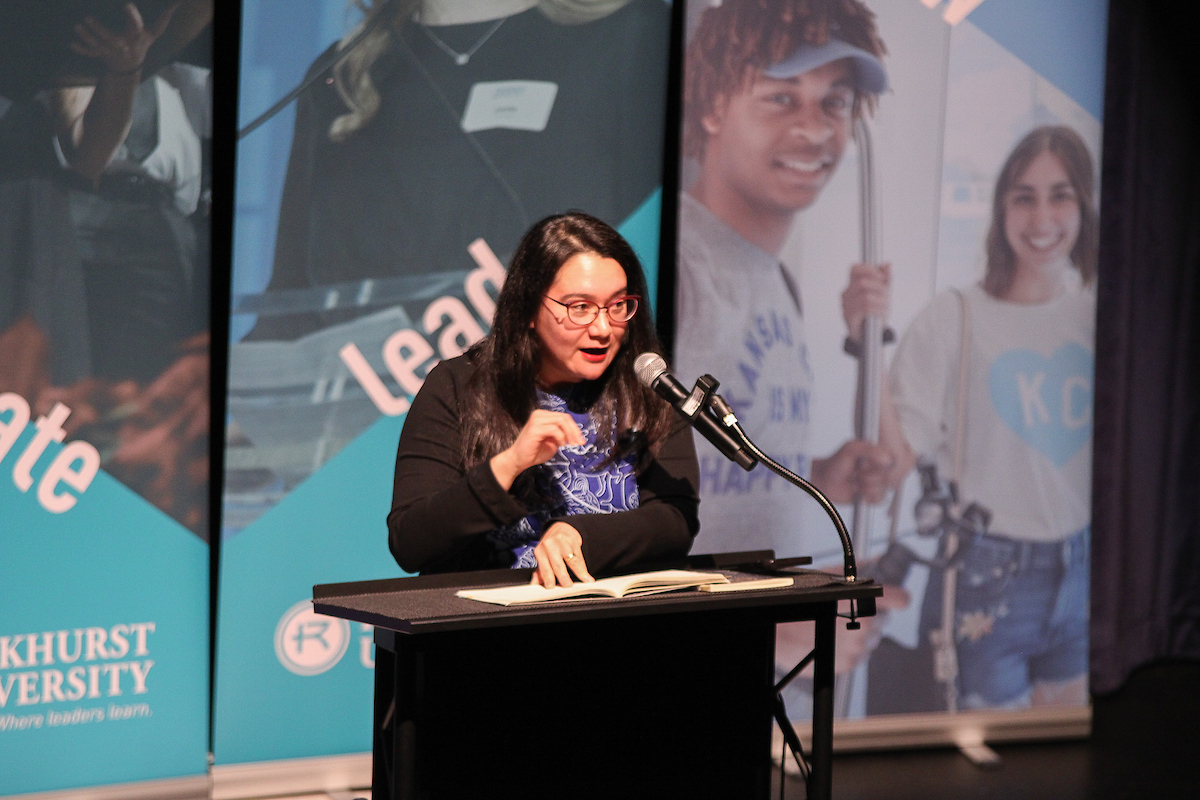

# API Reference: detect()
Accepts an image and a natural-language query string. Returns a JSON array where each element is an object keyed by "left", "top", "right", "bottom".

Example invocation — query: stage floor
[
  {"left": 238, "top": 662, "right": 1197, "bottom": 800},
  {"left": 775, "top": 660, "right": 1199, "bottom": 800}
]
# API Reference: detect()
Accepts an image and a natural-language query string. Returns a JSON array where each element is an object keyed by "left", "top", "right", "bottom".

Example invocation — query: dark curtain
[{"left": 1091, "top": 0, "right": 1200, "bottom": 695}]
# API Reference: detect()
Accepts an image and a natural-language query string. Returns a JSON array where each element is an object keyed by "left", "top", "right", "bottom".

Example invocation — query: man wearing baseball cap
[
  {"left": 677, "top": 0, "right": 899, "bottom": 559},
  {"left": 673, "top": 0, "right": 904, "bottom": 716}
]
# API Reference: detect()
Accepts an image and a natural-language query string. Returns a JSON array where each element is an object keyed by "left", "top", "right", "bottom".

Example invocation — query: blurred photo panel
[
  {"left": 0, "top": 2, "right": 212, "bottom": 794},
  {"left": 673, "top": 0, "right": 1106, "bottom": 722},
  {"left": 0, "top": 0, "right": 212, "bottom": 537}
]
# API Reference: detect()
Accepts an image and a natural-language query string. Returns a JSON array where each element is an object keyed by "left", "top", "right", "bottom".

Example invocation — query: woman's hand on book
[
  {"left": 490, "top": 410, "right": 585, "bottom": 490},
  {"left": 531, "top": 522, "right": 594, "bottom": 588}
]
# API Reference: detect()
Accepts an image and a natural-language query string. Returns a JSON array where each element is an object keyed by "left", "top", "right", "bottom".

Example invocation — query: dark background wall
[{"left": 1090, "top": 0, "right": 1200, "bottom": 696}]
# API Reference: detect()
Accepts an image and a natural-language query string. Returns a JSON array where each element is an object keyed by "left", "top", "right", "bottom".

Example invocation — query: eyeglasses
[{"left": 543, "top": 295, "right": 640, "bottom": 325}]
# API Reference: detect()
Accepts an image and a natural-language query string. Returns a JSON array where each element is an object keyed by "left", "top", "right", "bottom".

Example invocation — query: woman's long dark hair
[
  {"left": 983, "top": 125, "right": 1099, "bottom": 299},
  {"left": 461, "top": 212, "right": 676, "bottom": 470}
]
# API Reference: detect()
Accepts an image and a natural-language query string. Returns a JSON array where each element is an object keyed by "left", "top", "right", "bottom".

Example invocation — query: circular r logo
[{"left": 274, "top": 600, "right": 350, "bottom": 676}]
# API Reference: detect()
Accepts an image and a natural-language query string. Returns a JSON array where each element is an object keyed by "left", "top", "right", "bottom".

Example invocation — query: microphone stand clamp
[{"left": 680, "top": 374, "right": 722, "bottom": 421}]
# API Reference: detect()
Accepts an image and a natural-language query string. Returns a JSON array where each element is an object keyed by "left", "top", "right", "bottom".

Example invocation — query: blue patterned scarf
[{"left": 487, "top": 388, "right": 640, "bottom": 568}]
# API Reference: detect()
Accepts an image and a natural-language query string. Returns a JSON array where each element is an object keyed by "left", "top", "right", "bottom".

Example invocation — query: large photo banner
[
  {"left": 1, "top": 2, "right": 213, "bottom": 795},
  {"left": 673, "top": 0, "right": 1106, "bottom": 722},
  {"left": 216, "top": 0, "right": 673, "bottom": 766}
]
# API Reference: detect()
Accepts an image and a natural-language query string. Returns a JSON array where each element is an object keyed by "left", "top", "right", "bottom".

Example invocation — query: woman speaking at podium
[{"left": 388, "top": 212, "right": 700, "bottom": 586}]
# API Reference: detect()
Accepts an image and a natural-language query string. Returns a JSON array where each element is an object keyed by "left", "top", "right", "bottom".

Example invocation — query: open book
[{"left": 456, "top": 569, "right": 730, "bottom": 606}]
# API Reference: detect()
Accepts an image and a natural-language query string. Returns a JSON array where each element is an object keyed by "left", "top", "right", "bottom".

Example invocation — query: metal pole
[
  {"left": 851, "top": 117, "right": 883, "bottom": 554},
  {"left": 836, "top": 119, "right": 884, "bottom": 718}
]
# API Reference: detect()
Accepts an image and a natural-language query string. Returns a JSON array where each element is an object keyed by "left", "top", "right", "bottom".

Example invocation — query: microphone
[{"left": 634, "top": 353, "right": 756, "bottom": 471}]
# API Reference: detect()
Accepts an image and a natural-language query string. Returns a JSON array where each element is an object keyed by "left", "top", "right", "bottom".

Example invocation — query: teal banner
[
  {"left": 0, "top": 429, "right": 209, "bottom": 794},
  {"left": 0, "top": 2, "right": 213, "bottom": 793}
]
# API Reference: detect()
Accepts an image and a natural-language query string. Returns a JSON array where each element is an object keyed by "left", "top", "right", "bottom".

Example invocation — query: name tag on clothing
[{"left": 461, "top": 81, "right": 557, "bottom": 133}]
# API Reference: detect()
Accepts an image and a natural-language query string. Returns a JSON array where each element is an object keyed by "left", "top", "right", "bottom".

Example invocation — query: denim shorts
[{"left": 921, "top": 527, "right": 1090, "bottom": 708}]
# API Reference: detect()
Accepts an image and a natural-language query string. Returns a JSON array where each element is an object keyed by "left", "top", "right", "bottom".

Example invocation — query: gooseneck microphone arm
[
  {"left": 634, "top": 353, "right": 857, "bottom": 583},
  {"left": 709, "top": 396, "right": 857, "bottom": 583}
]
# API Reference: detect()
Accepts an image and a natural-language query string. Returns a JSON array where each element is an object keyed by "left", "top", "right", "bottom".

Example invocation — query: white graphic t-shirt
[
  {"left": 674, "top": 193, "right": 815, "bottom": 557},
  {"left": 890, "top": 283, "right": 1095, "bottom": 543}
]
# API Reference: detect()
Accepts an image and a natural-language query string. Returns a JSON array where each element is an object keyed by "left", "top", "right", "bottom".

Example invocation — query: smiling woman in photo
[{"left": 876, "top": 125, "right": 1099, "bottom": 710}]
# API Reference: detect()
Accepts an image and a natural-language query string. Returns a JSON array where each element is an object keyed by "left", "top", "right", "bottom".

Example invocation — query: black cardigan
[{"left": 387, "top": 355, "right": 700, "bottom": 574}]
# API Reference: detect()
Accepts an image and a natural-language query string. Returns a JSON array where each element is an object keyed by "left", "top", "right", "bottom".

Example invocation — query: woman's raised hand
[
  {"left": 531, "top": 521, "right": 594, "bottom": 588},
  {"left": 71, "top": 2, "right": 180, "bottom": 76},
  {"left": 489, "top": 409, "right": 585, "bottom": 491},
  {"left": 489, "top": 411, "right": 592, "bottom": 587}
]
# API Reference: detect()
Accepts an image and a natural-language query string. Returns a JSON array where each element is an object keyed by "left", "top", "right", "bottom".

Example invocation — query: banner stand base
[
  {"left": 3, "top": 775, "right": 209, "bottom": 800},
  {"left": 211, "top": 753, "right": 370, "bottom": 800},
  {"left": 774, "top": 704, "right": 1091, "bottom": 774},
  {"left": 957, "top": 741, "right": 1003, "bottom": 767},
  {"left": 209, "top": 708, "right": 1090, "bottom": 793}
]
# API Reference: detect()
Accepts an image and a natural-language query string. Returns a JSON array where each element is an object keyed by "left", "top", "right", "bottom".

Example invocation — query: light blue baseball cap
[{"left": 763, "top": 37, "right": 888, "bottom": 93}]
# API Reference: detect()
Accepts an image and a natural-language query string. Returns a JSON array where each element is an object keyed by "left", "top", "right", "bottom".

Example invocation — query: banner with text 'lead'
[{"left": 215, "top": 0, "right": 672, "bottom": 765}]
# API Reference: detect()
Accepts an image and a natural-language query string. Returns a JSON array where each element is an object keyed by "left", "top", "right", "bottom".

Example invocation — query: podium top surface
[{"left": 313, "top": 557, "right": 881, "bottom": 635}]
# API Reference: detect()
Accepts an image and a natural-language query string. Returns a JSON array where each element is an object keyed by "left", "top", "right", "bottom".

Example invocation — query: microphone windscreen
[{"left": 634, "top": 353, "right": 669, "bottom": 388}]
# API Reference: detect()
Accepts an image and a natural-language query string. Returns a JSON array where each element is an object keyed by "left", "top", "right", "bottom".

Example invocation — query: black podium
[{"left": 314, "top": 554, "right": 881, "bottom": 799}]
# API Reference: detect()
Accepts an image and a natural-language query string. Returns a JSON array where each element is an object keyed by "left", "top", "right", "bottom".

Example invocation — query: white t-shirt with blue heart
[{"left": 890, "top": 282, "right": 1095, "bottom": 543}]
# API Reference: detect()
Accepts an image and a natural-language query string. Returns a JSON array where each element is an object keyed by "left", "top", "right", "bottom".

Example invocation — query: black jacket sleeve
[
  {"left": 387, "top": 356, "right": 701, "bottom": 575},
  {"left": 387, "top": 357, "right": 530, "bottom": 574}
]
